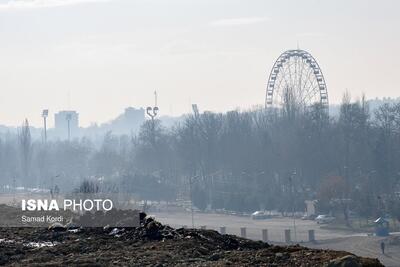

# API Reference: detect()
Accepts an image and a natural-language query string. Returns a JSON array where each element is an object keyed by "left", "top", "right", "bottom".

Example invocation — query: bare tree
[{"left": 18, "top": 119, "right": 32, "bottom": 184}]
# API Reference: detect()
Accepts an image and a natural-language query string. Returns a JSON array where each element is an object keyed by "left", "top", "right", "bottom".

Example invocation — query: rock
[
  {"left": 209, "top": 253, "right": 220, "bottom": 261},
  {"left": 139, "top": 212, "right": 147, "bottom": 222},
  {"left": 48, "top": 222, "right": 66, "bottom": 232},
  {"left": 197, "top": 246, "right": 209, "bottom": 255},
  {"left": 161, "top": 231, "right": 175, "bottom": 239},
  {"left": 146, "top": 221, "right": 157, "bottom": 231},
  {"left": 109, "top": 228, "right": 125, "bottom": 236},
  {"left": 328, "top": 255, "right": 362, "bottom": 267},
  {"left": 65, "top": 221, "right": 80, "bottom": 230},
  {"left": 145, "top": 216, "right": 154, "bottom": 224}
]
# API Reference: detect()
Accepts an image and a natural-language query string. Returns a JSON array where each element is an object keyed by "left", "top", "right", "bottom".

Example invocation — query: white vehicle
[
  {"left": 251, "top": 211, "right": 271, "bottom": 220},
  {"left": 301, "top": 214, "right": 317, "bottom": 220},
  {"left": 315, "top": 215, "right": 335, "bottom": 224}
]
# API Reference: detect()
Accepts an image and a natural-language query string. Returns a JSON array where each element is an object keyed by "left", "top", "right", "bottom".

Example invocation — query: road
[
  {"left": 152, "top": 211, "right": 400, "bottom": 267},
  {"left": 152, "top": 211, "right": 358, "bottom": 242},
  {"left": 307, "top": 236, "right": 400, "bottom": 267}
]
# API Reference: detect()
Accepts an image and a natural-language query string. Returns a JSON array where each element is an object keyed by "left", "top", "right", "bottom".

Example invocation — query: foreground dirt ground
[
  {"left": 0, "top": 215, "right": 383, "bottom": 266},
  {"left": 0, "top": 227, "right": 383, "bottom": 266}
]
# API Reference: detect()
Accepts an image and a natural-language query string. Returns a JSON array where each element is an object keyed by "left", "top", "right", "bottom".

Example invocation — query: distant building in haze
[
  {"left": 82, "top": 107, "right": 146, "bottom": 140},
  {"left": 102, "top": 107, "right": 145, "bottom": 135},
  {"left": 54, "top": 110, "right": 79, "bottom": 140}
]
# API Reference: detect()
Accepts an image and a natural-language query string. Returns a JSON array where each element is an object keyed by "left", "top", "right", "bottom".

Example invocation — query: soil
[{"left": 0, "top": 205, "right": 384, "bottom": 266}]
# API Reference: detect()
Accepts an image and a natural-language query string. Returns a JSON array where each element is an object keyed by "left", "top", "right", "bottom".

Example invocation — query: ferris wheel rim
[{"left": 265, "top": 49, "right": 329, "bottom": 110}]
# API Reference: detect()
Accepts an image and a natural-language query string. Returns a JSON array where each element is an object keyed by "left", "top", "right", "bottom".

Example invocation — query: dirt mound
[{"left": 0, "top": 207, "right": 384, "bottom": 266}]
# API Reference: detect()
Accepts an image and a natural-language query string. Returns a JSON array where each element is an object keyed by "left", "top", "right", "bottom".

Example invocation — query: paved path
[{"left": 306, "top": 235, "right": 400, "bottom": 267}]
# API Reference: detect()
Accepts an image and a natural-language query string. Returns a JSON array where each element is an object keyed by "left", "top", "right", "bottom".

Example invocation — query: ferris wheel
[{"left": 265, "top": 49, "right": 328, "bottom": 110}]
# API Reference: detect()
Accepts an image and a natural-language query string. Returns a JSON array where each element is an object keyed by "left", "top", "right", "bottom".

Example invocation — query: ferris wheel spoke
[
  {"left": 301, "top": 77, "right": 320, "bottom": 105},
  {"left": 301, "top": 84, "right": 319, "bottom": 105},
  {"left": 280, "top": 64, "right": 294, "bottom": 96},
  {"left": 299, "top": 67, "right": 314, "bottom": 101},
  {"left": 297, "top": 58, "right": 309, "bottom": 101}
]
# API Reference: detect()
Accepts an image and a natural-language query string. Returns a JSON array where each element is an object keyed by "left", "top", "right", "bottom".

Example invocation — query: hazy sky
[{"left": 0, "top": 0, "right": 399, "bottom": 127}]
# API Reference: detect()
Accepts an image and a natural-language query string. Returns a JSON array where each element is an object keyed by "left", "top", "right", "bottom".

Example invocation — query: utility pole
[
  {"left": 42, "top": 109, "right": 49, "bottom": 143},
  {"left": 12, "top": 176, "right": 16, "bottom": 204},
  {"left": 189, "top": 175, "right": 199, "bottom": 228},
  {"left": 290, "top": 170, "right": 297, "bottom": 242},
  {"left": 189, "top": 177, "right": 194, "bottom": 228}
]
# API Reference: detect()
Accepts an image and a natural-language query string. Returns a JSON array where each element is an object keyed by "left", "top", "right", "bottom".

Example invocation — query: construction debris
[{"left": 0, "top": 205, "right": 383, "bottom": 266}]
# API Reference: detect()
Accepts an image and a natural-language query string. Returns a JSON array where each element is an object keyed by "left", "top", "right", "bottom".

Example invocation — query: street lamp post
[
  {"left": 146, "top": 106, "right": 159, "bottom": 121},
  {"left": 42, "top": 109, "right": 49, "bottom": 143},
  {"left": 146, "top": 92, "right": 159, "bottom": 145},
  {"left": 146, "top": 91, "right": 159, "bottom": 121},
  {"left": 189, "top": 175, "right": 200, "bottom": 228}
]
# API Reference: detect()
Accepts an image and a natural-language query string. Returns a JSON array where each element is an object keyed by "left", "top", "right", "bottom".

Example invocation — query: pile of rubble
[{"left": 0, "top": 206, "right": 384, "bottom": 266}]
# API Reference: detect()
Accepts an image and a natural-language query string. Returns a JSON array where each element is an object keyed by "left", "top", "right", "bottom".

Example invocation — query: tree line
[{"left": 1, "top": 95, "right": 400, "bottom": 220}]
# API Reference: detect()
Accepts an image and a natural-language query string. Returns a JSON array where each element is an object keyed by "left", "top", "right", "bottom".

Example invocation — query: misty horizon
[{"left": 0, "top": 96, "right": 399, "bottom": 129}]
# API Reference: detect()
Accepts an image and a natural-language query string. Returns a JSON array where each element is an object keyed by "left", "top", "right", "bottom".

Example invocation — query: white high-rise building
[{"left": 54, "top": 110, "right": 79, "bottom": 140}]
